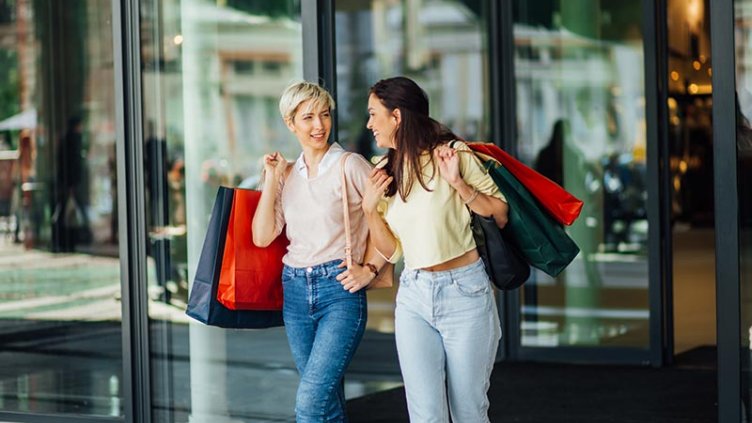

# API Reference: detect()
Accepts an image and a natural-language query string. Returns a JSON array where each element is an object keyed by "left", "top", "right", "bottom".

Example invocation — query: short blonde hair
[{"left": 278, "top": 81, "right": 335, "bottom": 123}]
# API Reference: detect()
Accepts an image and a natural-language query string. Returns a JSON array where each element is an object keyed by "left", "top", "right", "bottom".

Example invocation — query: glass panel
[
  {"left": 0, "top": 0, "right": 123, "bottom": 416},
  {"left": 665, "top": 0, "right": 715, "bottom": 356},
  {"left": 141, "top": 1, "right": 400, "bottom": 421},
  {"left": 734, "top": 0, "right": 752, "bottom": 418},
  {"left": 513, "top": 1, "right": 650, "bottom": 348},
  {"left": 334, "top": 0, "right": 491, "bottom": 344},
  {"left": 335, "top": 0, "right": 491, "bottom": 154}
]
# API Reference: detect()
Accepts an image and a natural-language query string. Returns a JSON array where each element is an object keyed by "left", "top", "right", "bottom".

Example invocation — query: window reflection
[
  {"left": 335, "top": 0, "right": 490, "bottom": 156},
  {"left": 665, "top": 0, "right": 716, "bottom": 356},
  {"left": 0, "top": 0, "right": 123, "bottom": 416},
  {"left": 142, "top": 1, "right": 407, "bottom": 421},
  {"left": 514, "top": 1, "right": 650, "bottom": 348}
]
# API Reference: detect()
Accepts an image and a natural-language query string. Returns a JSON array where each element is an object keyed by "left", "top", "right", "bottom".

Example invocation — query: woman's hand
[
  {"left": 254, "top": 152, "right": 286, "bottom": 247},
  {"left": 336, "top": 261, "right": 375, "bottom": 293},
  {"left": 263, "top": 152, "right": 288, "bottom": 182},
  {"left": 362, "top": 167, "right": 393, "bottom": 214},
  {"left": 434, "top": 145, "right": 461, "bottom": 187}
]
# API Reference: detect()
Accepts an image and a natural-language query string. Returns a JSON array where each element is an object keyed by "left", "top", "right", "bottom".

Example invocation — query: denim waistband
[
  {"left": 283, "top": 259, "right": 345, "bottom": 278},
  {"left": 404, "top": 257, "right": 485, "bottom": 281}
]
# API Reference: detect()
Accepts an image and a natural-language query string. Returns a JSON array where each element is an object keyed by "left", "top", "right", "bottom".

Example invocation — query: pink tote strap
[{"left": 339, "top": 153, "right": 353, "bottom": 269}]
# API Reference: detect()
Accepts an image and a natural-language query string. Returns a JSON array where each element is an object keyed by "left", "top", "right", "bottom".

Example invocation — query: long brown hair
[{"left": 369, "top": 76, "right": 460, "bottom": 201}]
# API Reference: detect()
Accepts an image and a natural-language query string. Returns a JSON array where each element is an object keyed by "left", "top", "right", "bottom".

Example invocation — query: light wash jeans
[
  {"left": 282, "top": 259, "right": 367, "bottom": 423},
  {"left": 395, "top": 258, "right": 501, "bottom": 423}
]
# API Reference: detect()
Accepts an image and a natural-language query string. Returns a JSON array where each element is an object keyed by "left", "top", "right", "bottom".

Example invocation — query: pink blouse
[{"left": 271, "top": 145, "right": 372, "bottom": 268}]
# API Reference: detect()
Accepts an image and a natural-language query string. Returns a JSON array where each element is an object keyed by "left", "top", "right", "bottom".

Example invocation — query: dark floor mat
[{"left": 347, "top": 359, "right": 717, "bottom": 423}]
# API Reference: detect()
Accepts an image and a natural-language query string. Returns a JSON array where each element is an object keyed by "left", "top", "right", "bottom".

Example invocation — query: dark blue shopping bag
[{"left": 185, "top": 187, "right": 283, "bottom": 329}]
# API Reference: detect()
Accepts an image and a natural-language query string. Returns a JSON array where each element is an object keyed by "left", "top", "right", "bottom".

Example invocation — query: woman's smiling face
[
  {"left": 366, "top": 93, "right": 399, "bottom": 149},
  {"left": 286, "top": 99, "right": 332, "bottom": 150}
]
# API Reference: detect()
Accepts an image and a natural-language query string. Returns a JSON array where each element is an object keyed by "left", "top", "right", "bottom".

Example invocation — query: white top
[{"left": 293, "top": 142, "right": 345, "bottom": 178}]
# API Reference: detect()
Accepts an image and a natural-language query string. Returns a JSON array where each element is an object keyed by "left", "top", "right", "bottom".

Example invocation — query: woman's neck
[{"left": 302, "top": 144, "right": 331, "bottom": 178}]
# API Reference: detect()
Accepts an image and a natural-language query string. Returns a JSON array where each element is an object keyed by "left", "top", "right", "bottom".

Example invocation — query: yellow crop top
[{"left": 375, "top": 141, "right": 506, "bottom": 270}]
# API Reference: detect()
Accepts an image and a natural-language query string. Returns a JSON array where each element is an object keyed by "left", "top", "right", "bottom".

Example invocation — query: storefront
[{"left": 0, "top": 0, "right": 744, "bottom": 421}]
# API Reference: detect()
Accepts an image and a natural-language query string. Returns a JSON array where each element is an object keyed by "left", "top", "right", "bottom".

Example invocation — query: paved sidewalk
[{"left": 0, "top": 242, "right": 402, "bottom": 421}]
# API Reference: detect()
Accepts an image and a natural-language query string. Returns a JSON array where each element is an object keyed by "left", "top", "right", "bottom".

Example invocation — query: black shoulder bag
[
  {"left": 470, "top": 212, "right": 530, "bottom": 290},
  {"left": 449, "top": 140, "right": 531, "bottom": 290}
]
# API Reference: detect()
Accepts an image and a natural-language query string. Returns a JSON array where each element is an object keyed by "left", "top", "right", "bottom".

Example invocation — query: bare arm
[
  {"left": 361, "top": 167, "right": 400, "bottom": 259},
  {"left": 335, "top": 236, "right": 389, "bottom": 293},
  {"left": 363, "top": 209, "right": 400, "bottom": 259},
  {"left": 435, "top": 146, "right": 509, "bottom": 228},
  {"left": 335, "top": 159, "right": 395, "bottom": 293},
  {"left": 252, "top": 153, "right": 287, "bottom": 247},
  {"left": 451, "top": 179, "right": 509, "bottom": 228},
  {"left": 363, "top": 244, "right": 388, "bottom": 272}
]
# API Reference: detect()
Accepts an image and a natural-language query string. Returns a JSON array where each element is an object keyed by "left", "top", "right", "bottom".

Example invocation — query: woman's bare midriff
[{"left": 419, "top": 249, "right": 480, "bottom": 272}]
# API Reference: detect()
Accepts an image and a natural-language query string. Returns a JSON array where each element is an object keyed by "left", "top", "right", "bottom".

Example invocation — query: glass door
[
  {"left": 138, "top": 1, "right": 306, "bottom": 421},
  {"left": 0, "top": 0, "right": 123, "bottom": 417},
  {"left": 664, "top": 0, "right": 716, "bottom": 359},
  {"left": 510, "top": 0, "right": 654, "bottom": 358}
]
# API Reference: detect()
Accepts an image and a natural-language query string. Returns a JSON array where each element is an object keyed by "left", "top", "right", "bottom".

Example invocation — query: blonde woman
[{"left": 252, "top": 81, "right": 383, "bottom": 422}]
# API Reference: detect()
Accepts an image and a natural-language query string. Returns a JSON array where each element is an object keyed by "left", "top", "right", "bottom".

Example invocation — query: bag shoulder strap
[
  {"left": 339, "top": 152, "right": 353, "bottom": 268},
  {"left": 446, "top": 140, "right": 474, "bottom": 214}
]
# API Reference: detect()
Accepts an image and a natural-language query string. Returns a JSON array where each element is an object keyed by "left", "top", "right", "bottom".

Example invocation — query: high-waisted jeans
[
  {"left": 395, "top": 258, "right": 501, "bottom": 423},
  {"left": 282, "top": 259, "right": 367, "bottom": 423}
]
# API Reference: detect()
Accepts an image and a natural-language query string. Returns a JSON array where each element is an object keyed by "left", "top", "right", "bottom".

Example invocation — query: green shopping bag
[{"left": 484, "top": 161, "right": 580, "bottom": 277}]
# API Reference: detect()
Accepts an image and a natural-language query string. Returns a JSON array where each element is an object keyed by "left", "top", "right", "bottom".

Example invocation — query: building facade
[{"left": 0, "top": 0, "right": 747, "bottom": 421}]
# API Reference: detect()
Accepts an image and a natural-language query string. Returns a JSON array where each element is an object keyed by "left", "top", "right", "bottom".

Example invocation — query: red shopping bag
[
  {"left": 466, "top": 142, "right": 583, "bottom": 226},
  {"left": 217, "top": 189, "right": 288, "bottom": 310},
  {"left": 186, "top": 187, "right": 283, "bottom": 328}
]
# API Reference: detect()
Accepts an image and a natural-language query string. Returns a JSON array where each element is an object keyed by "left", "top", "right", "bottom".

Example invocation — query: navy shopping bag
[{"left": 185, "top": 187, "right": 283, "bottom": 329}]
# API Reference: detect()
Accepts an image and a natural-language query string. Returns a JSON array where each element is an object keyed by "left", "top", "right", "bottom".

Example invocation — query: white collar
[{"left": 295, "top": 142, "right": 345, "bottom": 179}]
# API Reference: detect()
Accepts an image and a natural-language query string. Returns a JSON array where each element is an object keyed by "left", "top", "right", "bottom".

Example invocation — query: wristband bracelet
[
  {"left": 363, "top": 262, "right": 379, "bottom": 277},
  {"left": 464, "top": 188, "right": 480, "bottom": 205}
]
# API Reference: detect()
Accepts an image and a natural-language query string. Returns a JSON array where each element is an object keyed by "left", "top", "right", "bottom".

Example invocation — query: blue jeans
[
  {"left": 395, "top": 258, "right": 501, "bottom": 423},
  {"left": 282, "top": 259, "right": 367, "bottom": 423}
]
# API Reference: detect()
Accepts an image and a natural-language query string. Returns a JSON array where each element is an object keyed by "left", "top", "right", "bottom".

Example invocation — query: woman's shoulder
[
  {"left": 446, "top": 139, "right": 470, "bottom": 151},
  {"left": 338, "top": 150, "right": 374, "bottom": 179},
  {"left": 444, "top": 140, "right": 476, "bottom": 163},
  {"left": 341, "top": 151, "right": 371, "bottom": 167},
  {"left": 448, "top": 140, "right": 487, "bottom": 171}
]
